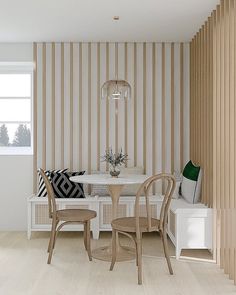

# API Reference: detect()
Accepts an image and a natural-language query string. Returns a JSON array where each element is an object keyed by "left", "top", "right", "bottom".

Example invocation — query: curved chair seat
[
  {"left": 111, "top": 217, "right": 159, "bottom": 233},
  {"left": 57, "top": 209, "right": 96, "bottom": 222}
]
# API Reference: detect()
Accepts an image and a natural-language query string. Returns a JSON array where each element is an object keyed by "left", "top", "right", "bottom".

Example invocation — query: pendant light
[{"left": 101, "top": 43, "right": 131, "bottom": 101}]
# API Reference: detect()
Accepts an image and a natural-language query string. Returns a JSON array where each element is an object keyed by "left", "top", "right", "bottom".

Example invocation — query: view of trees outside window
[
  {"left": 0, "top": 124, "right": 9, "bottom": 146},
  {"left": 0, "top": 124, "right": 31, "bottom": 147},
  {"left": 0, "top": 72, "right": 32, "bottom": 152}
]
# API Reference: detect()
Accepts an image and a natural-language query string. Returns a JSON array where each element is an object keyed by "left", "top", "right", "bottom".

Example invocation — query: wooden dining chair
[
  {"left": 39, "top": 168, "right": 97, "bottom": 264},
  {"left": 109, "top": 173, "right": 176, "bottom": 284}
]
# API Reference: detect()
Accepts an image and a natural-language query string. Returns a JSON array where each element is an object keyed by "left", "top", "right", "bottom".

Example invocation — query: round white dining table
[{"left": 70, "top": 174, "right": 149, "bottom": 262}]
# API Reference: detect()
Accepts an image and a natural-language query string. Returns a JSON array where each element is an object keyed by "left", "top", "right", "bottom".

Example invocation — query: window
[{"left": 0, "top": 63, "right": 33, "bottom": 155}]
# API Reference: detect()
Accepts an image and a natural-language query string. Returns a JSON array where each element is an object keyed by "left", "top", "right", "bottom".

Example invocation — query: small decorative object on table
[{"left": 101, "top": 148, "right": 128, "bottom": 177}]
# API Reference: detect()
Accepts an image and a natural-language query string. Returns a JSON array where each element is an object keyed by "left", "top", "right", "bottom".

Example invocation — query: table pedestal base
[
  {"left": 91, "top": 184, "right": 136, "bottom": 262},
  {"left": 92, "top": 245, "right": 136, "bottom": 262}
]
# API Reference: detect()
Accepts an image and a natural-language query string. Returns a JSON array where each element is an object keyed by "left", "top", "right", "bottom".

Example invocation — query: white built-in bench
[
  {"left": 27, "top": 195, "right": 163, "bottom": 240},
  {"left": 27, "top": 195, "right": 213, "bottom": 259},
  {"left": 167, "top": 199, "right": 213, "bottom": 259}
]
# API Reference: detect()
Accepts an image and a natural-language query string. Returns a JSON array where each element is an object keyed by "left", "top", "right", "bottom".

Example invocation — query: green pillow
[{"left": 180, "top": 161, "right": 202, "bottom": 204}]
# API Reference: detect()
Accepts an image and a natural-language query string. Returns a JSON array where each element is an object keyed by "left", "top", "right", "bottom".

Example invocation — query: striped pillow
[
  {"left": 37, "top": 169, "right": 68, "bottom": 197},
  {"left": 180, "top": 161, "right": 202, "bottom": 204}
]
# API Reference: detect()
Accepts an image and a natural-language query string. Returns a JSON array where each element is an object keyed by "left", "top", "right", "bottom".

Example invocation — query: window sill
[{"left": 0, "top": 147, "right": 33, "bottom": 155}]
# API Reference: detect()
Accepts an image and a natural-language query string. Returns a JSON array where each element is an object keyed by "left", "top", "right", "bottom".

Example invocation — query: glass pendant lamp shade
[{"left": 101, "top": 79, "right": 131, "bottom": 100}]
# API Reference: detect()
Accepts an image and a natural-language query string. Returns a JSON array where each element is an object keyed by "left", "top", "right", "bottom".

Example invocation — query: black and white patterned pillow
[
  {"left": 37, "top": 169, "right": 68, "bottom": 197},
  {"left": 51, "top": 171, "right": 85, "bottom": 198}
]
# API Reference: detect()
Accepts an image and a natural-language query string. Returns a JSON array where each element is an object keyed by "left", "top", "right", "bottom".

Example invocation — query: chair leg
[
  {"left": 134, "top": 239, "right": 138, "bottom": 266},
  {"left": 47, "top": 220, "right": 57, "bottom": 264},
  {"left": 52, "top": 221, "right": 59, "bottom": 250},
  {"left": 137, "top": 238, "right": 143, "bottom": 285},
  {"left": 86, "top": 221, "right": 92, "bottom": 261},
  {"left": 160, "top": 230, "right": 173, "bottom": 275},
  {"left": 47, "top": 224, "right": 54, "bottom": 253},
  {"left": 83, "top": 222, "right": 88, "bottom": 251},
  {"left": 110, "top": 229, "right": 117, "bottom": 271}
]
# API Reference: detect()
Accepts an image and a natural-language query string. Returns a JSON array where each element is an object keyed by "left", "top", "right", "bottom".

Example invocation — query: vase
[{"left": 109, "top": 166, "right": 120, "bottom": 177}]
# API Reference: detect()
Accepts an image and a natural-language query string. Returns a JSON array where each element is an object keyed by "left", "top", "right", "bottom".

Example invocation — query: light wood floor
[{"left": 0, "top": 231, "right": 235, "bottom": 295}]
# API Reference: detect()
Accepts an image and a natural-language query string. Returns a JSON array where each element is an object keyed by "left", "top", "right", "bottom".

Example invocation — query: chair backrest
[
  {"left": 38, "top": 168, "right": 57, "bottom": 219},
  {"left": 135, "top": 173, "right": 176, "bottom": 235}
]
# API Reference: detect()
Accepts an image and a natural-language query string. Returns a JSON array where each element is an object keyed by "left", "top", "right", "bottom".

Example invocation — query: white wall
[
  {"left": 0, "top": 43, "right": 33, "bottom": 230},
  {"left": 0, "top": 156, "right": 33, "bottom": 230},
  {"left": 0, "top": 43, "right": 33, "bottom": 62}
]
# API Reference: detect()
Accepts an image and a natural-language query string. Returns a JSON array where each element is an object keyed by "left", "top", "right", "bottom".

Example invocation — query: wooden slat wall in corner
[
  {"left": 33, "top": 42, "right": 190, "bottom": 194},
  {"left": 190, "top": 0, "right": 236, "bottom": 283}
]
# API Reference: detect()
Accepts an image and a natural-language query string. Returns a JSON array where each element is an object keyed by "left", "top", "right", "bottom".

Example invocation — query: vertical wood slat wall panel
[
  {"left": 33, "top": 42, "right": 189, "bottom": 195},
  {"left": 124, "top": 42, "right": 128, "bottom": 166},
  {"left": 108, "top": 44, "right": 116, "bottom": 155},
  {"left": 190, "top": 0, "right": 236, "bottom": 284},
  {"left": 126, "top": 43, "right": 134, "bottom": 168},
  {"left": 45, "top": 44, "right": 52, "bottom": 170},
  {"left": 96, "top": 43, "right": 101, "bottom": 171},
  {"left": 54, "top": 44, "right": 62, "bottom": 169},
  {"left": 161, "top": 43, "right": 166, "bottom": 189},
  {"left": 42, "top": 43, "right": 46, "bottom": 169},
  {"left": 33, "top": 43, "right": 37, "bottom": 192},
  {"left": 152, "top": 43, "right": 156, "bottom": 192},
  {"left": 133, "top": 43, "right": 137, "bottom": 167},
  {"left": 145, "top": 44, "right": 153, "bottom": 177},
  {"left": 117, "top": 43, "right": 125, "bottom": 157},
  {"left": 180, "top": 43, "right": 184, "bottom": 170},
  {"left": 171, "top": 43, "right": 175, "bottom": 173},
  {"left": 165, "top": 44, "right": 172, "bottom": 176},
  {"left": 51, "top": 43, "right": 56, "bottom": 170},
  {"left": 136, "top": 43, "right": 144, "bottom": 168},
  {"left": 70, "top": 43, "right": 73, "bottom": 171},
  {"left": 229, "top": 0, "right": 235, "bottom": 278},
  {"left": 79, "top": 43, "right": 82, "bottom": 171},
  {"left": 60, "top": 43, "right": 65, "bottom": 168},
  {"left": 90, "top": 43, "right": 98, "bottom": 172},
  {"left": 185, "top": 44, "right": 190, "bottom": 165}
]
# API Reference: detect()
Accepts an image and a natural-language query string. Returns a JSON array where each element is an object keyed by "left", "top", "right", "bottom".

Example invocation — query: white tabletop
[{"left": 70, "top": 174, "right": 149, "bottom": 185}]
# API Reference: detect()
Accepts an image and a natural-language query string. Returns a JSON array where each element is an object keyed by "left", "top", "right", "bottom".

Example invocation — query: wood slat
[
  {"left": 79, "top": 43, "right": 82, "bottom": 171},
  {"left": 152, "top": 43, "right": 156, "bottom": 190},
  {"left": 51, "top": 43, "right": 56, "bottom": 170},
  {"left": 61, "top": 43, "right": 65, "bottom": 168},
  {"left": 97, "top": 43, "right": 101, "bottom": 170},
  {"left": 180, "top": 43, "right": 184, "bottom": 170},
  {"left": 70, "top": 43, "right": 74, "bottom": 171},
  {"left": 124, "top": 42, "right": 128, "bottom": 166},
  {"left": 42, "top": 43, "right": 46, "bottom": 169},
  {"left": 143, "top": 43, "right": 147, "bottom": 174},
  {"left": 190, "top": 0, "right": 236, "bottom": 283},
  {"left": 33, "top": 43, "right": 38, "bottom": 193},
  {"left": 161, "top": 43, "right": 166, "bottom": 192},
  {"left": 171, "top": 43, "right": 174, "bottom": 174}
]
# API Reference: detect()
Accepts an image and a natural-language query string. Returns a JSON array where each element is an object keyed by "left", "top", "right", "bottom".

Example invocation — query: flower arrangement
[{"left": 101, "top": 148, "right": 128, "bottom": 177}]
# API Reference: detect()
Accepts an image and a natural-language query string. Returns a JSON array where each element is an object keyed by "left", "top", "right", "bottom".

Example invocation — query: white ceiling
[{"left": 0, "top": 0, "right": 219, "bottom": 42}]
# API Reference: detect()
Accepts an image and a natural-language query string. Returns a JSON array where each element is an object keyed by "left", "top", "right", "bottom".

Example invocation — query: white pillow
[
  {"left": 90, "top": 171, "right": 109, "bottom": 196},
  {"left": 120, "top": 167, "right": 144, "bottom": 196}
]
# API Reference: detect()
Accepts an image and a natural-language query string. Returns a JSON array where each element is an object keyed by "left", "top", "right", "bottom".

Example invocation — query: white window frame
[{"left": 0, "top": 62, "right": 34, "bottom": 155}]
